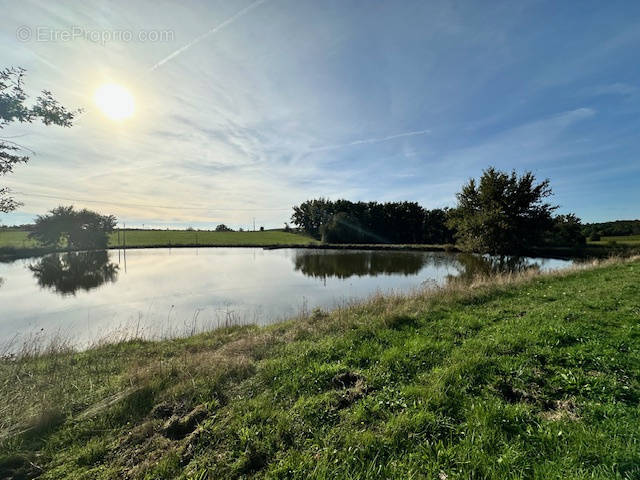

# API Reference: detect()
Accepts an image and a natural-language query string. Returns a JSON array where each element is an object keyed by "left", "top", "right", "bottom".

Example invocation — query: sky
[{"left": 1, "top": 0, "right": 639, "bottom": 229}]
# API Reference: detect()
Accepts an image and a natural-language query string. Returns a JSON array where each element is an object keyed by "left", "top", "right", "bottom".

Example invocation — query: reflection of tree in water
[
  {"left": 293, "top": 250, "right": 445, "bottom": 279},
  {"left": 451, "top": 253, "right": 540, "bottom": 283},
  {"left": 29, "top": 250, "right": 118, "bottom": 295}
]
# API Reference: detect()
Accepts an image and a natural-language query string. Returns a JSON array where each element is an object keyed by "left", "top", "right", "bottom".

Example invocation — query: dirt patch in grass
[{"left": 541, "top": 398, "right": 580, "bottom": 421}]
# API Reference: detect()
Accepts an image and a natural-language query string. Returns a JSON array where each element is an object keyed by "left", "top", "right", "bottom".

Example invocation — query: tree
[
  {"left": 547, "top": 214, "right": 586, "bottom": 247},
  {"left": 1, "top": 67, "right": 80, "bottom": 212},
  {"left": 291, "top": 199, "right": 454, "bottom": 244},
  {"left": 320, "top": 212, "right": 366, "bottom": 243},
  {"left": 29, "top": 206, "right": 117, "bottom": 250},
  {"left": 448, "top": 167, "right": 557, "bottom": 254},
  {"left": 215, "top": 224, "right": 233, "bottom": 232},
  {"left": 423, "top": 208, "right": 455, "bottom": 244}
]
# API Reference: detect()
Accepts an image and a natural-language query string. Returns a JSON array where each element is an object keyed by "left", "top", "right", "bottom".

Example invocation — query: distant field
[
  {"left": 588, "top": 234, "right": 640, "bottom": 246},
  {"left": 0, "top": 230, "right": 39, "bottom": 248},
  {"left": 107, "top": 229, "right": 318, "bottom": 247},
  {"left": 0, "top": 229, "right": 318, "bottom": 249}
]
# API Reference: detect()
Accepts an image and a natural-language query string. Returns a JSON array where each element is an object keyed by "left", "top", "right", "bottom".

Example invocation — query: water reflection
[
  {"left": 453, "top": 253, "right": 540, "bottom": 282},
  {"left": 0, "top": 248, "right": 574, "bottom": 352},
  {"left": 293, "top": 249, "right": 548, "bottom": 283},
  {"left": 29, "top": 250, "right": 119, "bottom": 295},
  {"left": 293, "top": 250, "right": 439, "bottom": 279}
]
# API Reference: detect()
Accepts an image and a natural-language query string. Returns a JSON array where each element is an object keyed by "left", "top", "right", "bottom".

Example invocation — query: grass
[
  {"left": 1, "top": 257, "right": 639, "bottom": 478},
  {"left": 588, "top": 234, "right": 640, "bottom": 246},
  {"left": 0, "top": 230, "right": 40, "bottom": 249},
  {"left": 0, "top": 228, "right": 318, "bottom": 252},
  {"left": 106, "top": 229, "right": 319, "bottom": 247}
]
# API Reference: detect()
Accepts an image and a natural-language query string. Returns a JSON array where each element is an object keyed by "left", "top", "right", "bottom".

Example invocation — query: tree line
[
  {"left": 582, "top": 220, "right": 640, "bottom": 240},
  {"left": 291, "top": 199, "right": 454, "bottom": 245},
  {"left": 291, "top": 167, "right": 586, "bottom": 255}
]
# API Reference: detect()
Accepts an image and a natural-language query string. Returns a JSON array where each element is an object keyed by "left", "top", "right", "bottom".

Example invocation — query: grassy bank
[
  {"left": 1, "top": 258, "right": 639, "bottom": 479},
  {"left": 0, "top": 229, "right": 318, "bottom": 258},
  {"left": 588, "top": 234, "right": 640, "bottom": 246}
]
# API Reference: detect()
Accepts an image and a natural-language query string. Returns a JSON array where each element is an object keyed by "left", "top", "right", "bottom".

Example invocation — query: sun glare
[{"left": 94, "top": 83, "right": 135, "bottom": 120}]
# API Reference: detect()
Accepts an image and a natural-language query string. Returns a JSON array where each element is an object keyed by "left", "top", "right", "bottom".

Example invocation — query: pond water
[{"left": 0, "top": 248, "right": 573, "bottom": 352}]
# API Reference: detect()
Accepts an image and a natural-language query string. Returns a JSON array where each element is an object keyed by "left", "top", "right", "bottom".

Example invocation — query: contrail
[
  {"left": 150, "top": 0, "right": 268, "bottom": 71},
  {"left": 310, "top": 129, "right": 431, "bottom": 152}
]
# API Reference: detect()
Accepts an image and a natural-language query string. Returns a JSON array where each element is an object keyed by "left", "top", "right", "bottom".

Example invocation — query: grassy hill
[
  {"left": 587, "top": 234, "right": 640, "bottom": 246},
  {"left": 1, "top": 258, "right": 639, "bottom": 479},
  {"left": 0, "top": 228, "right": 318, "bottom": 252}
]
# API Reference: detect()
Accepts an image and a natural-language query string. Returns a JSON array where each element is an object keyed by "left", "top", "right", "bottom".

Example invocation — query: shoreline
[{"left": 0, "top": 241, "right": 633, "bottom": 262}]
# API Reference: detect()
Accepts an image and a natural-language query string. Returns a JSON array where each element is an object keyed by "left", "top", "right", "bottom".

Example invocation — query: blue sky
[{"left": 1, "top": 0, "right": 639, "bottom": 229}]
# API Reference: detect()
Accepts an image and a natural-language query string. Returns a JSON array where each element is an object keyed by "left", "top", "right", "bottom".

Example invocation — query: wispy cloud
[
  {"left": 310, "top": 129, "right": 431, "bottom": 153},
  {"left": 580, "top": 83, "right": 638, "bottom": 97},
  {"left": 150, "top": 0, "right": 268, "bottom": 71},
  {"left": 439, "top": 108, "right": 597, "bottom": 170}
]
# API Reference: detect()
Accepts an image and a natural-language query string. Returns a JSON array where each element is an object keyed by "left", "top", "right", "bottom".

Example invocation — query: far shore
[{"left": 1, "top": 240, "right": 635, "bottom": 262}]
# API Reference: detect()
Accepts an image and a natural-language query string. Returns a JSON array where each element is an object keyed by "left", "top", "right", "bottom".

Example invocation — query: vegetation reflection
[
  {"left": 293, "top": 250, "right": 448, "bottom": 279},
  {"left": 29, "top": 251, "right": 118, "bottom": 295},
  {"left": 452, "top": 253, "right": 540, "bottom": 283}
]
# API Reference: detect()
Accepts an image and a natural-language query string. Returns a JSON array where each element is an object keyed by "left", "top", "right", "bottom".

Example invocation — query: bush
[{"left": 29, "top": 205, "right": 116, "bottom": 250}]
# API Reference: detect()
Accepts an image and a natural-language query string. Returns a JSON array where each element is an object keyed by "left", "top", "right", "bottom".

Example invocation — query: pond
[{"left": 0, "top": 248, "right": 574, "bottom": 352}]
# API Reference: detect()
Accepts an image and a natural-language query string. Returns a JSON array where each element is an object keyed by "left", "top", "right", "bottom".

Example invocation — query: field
[
  {"left": 0, "top": 230, "right": 40, "bottom": 248},
  {"left": 0, "top": 229, "right": 318, "bottom": 250},
  {"left": 588, "top": 234, "right": 640, "bottom": 246},
  {"left": 1, "top": 258, "right": 639, "bottom": 479},
  {"left": 107, "top": 229, "right": 318, "bottom": 247}
]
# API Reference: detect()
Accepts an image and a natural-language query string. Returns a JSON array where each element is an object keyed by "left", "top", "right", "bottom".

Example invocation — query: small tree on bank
[
  {"left": 1, "top": 67, "right": 80, "bottom": 212},
  {"left": 448, "top": 167, "right": 557, "bottom": 255},
  {"left": 30, "top": 206, "right": 117, "bottom": 250}
]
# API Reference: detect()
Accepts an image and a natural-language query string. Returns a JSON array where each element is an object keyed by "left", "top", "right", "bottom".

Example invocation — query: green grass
[
  {"left": 0, "top": 229, "right": 318, "bottom": 251},
  {"left": 1, "top": 258, "right": 639, "bottom": 479},
  {"left": 0, "top": 230, "right": 40, "bottom": 248},
  {"left": 588, "top": 234, "right": 640, "bottom": 246},
  {"left": 106, "top": 229, "right": 318, "bottom": 247}
]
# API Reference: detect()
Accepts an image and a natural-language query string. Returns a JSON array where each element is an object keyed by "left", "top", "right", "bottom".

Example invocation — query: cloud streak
[
  {"left": 310, "top": 129, "right": 431, "bottom": 153},
  {"left": 150, "top": 0, "right": 268, "bottom": 71}
]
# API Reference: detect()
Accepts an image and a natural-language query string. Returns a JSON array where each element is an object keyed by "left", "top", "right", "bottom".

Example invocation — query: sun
[{"left": 94, "top": 83, "right": 135, "bottom": 120}]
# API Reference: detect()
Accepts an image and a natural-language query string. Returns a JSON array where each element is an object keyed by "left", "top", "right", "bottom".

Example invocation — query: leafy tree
[
  {"left": 448, "top": 167, "right": 557, "bottom": 254},
  {"left": 215, "top": 224, "right": 233, "bottom": 232},
  {"left": 423, "top": 208, "right": 455, "bottom": 244},
  {"left": 1, "top": 67, "right": 80, "bottom": 212},
  {"left": 546, "top": 214, "right": 586, "bottom": 247},
  {"left": 320, "top": 212, "right": 367, "bottom": 243},
  {"left": 29, "top": 206, "right": 117, "bottom": 250},
  {"left": 291, "top": 199, "right": 453, "bottom": 244},
  {"left": 291, "top": 198, "right": 334, "bottom": 238}
]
